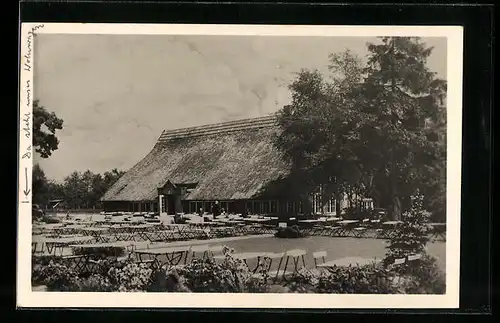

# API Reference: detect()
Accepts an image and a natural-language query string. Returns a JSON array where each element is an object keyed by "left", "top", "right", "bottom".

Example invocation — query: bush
[
  {"left": 175, "top": 246, "right": 268, "bottom": 293},
  {"left": 32, "top": 255, "right": 67, "bottom": 285},
  {"left": 384, "top": 193, "right": 432, "bottom": 271},
  {"left": 37, "top": 261, "right": 79, "bottom": 291},
  {"left": 76, "top": 274, "right": 115, "bottom": 292},
  {"left": 285, "top": 263, "right": 399, "bottom": 294},
  {"left": 31, "top": 256, "right": 140, "bottom": 292},
  {"left": 107, "top": 262, "right": 154, "bottom": 292},
  {"left": 398, "top": 254, "right": 446, "bottom": 294},
  {"left": 274, "top": 225, "right": 307, "bottom": 238}
]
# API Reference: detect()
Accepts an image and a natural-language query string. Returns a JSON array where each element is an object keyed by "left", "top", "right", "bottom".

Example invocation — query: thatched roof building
[{"left": 101, "top": 115, "right": 303, "bottom": 215}]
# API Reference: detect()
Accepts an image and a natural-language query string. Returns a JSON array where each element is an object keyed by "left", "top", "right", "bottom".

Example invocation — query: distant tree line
[{"left": 32, "top": 164, "right": 125, "bottom": 210}]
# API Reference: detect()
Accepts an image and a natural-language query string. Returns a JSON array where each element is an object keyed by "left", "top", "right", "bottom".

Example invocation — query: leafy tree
[
  {"left": 33, "top": 100, "right": 64, "bottom": 158},
  {"left": 102, "top": 169, "right": 126, "bottom": 187},
  {"left": 32, "top": 164, "right": 48, "bottom": 205},
  {"left": 57, "top": 168, "right": 125, "bottom": 210},
  {"left": 275, "top": 38, "right": 446, "bottom": 220},
  {"left": 32, "top": 164, "right": 65, "bottom": 207},
  {"left": 276, "top": 50, "right": 379, "bottom": 215}
]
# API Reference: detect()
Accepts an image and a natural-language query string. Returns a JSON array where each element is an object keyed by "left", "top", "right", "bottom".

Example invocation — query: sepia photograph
[{"left": 18, "top": 24, "right": 463, "bottom": 308}]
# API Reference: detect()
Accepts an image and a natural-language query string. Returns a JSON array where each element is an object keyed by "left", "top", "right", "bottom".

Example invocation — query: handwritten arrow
[{"left": 23, "top": 167, "right": 30, "bottom": 197}]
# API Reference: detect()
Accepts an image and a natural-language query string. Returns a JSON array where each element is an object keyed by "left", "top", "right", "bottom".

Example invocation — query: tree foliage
[
  {"left": 275, "top": 37, "right": 446, "bottom": 220},
  {"left": 33, "top": 100, "right": 64, "bottom": 158},
  {"left": 32, "top": 165, "right": 125, "bottom": 209}
]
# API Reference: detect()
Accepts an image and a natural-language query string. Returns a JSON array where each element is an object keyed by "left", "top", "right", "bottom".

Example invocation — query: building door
[{"left": 166, "top": 195, "right": 175, "bottom": 215}]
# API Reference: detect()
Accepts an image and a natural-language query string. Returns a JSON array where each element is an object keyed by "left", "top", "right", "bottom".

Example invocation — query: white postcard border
[{"left": 18, "top": 23, "right": 463, "bottom": 309}]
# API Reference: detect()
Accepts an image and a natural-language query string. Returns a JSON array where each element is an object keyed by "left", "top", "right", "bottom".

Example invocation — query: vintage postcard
[{"left": 18, "top": 23, "right": 463, "bottom": 308}]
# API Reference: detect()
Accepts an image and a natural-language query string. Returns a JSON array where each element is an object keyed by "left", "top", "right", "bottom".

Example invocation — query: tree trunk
[
  {"left": 389, "top": 38, "right": 401, "bottom": 221},
  {"left": 391, "top": 196, "right": 402, "bottom": 221},
  {"left": 335, "top": 193, "right": 342, "bottom": 215}
]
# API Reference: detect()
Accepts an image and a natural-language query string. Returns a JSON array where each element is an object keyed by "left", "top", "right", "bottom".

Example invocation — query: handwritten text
[
  {"left": 22, "top": 145, "right": 31, "bottom": 160},
  {"left": 23, "top": 24, "right": 44, "bottom": 72},
  {"left": 22, "top": 112, "right": 31, "bottom": 139}
]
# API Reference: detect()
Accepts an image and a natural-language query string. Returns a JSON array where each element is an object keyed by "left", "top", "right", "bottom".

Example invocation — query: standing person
[{"left": 211, "top": 201, "right": 221, "bottom": 218}]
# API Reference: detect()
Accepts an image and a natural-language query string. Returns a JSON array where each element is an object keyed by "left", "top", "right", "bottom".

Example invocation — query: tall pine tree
[{"left": 359, "top": 37, "right": 446, "bottom": 220}]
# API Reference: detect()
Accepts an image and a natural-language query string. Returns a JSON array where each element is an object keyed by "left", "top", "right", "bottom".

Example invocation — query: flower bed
[{"left": 31, "top": 246, "right": 444, "bottom": 294}]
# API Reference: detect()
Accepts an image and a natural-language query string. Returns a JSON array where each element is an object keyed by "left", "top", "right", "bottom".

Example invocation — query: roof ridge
[{"left": 158, "top": 114, "right": 278, "bottom": 142}]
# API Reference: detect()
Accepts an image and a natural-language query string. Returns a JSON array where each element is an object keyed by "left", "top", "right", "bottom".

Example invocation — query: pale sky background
[{"left": 34, "top": 35, "right": 447, "bottom": 182}]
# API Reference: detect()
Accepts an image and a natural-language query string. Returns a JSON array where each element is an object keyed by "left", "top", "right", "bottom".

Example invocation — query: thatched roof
[{"left": 101, "top": 115, "right": 291, "bottom": 202}]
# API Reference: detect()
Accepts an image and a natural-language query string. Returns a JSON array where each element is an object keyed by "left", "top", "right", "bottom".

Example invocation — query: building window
[
  {"left": 220, "top": 201, "right": 228, "bottom": 213},
  {"left": 262, "top": 201, "right": 270, "bottom": 214},
  {"left": 298, "top": 201, "right": 303, "bottom": 214},
  {"left": 161, "top": 197, "right": 167, "bottom": 213},
  {"left": 246, "top": 201, "right": 253, "bottom": 214},
  {"left": 324, "top": 197, "right": 336, "bottom": 214},
  {"left": 270, "top": 200, "right": 277, "bottom": 213},
  {"left": 195, "top": 202, "right": 202, "bottom": 213},
  {"left": 226, "top": 201, "right": 233, "bottom": 213},
  {"left": 312, "top": 193, "right": 322, "bottom": 214},
  {"left": 252, "top": 201, "right": 261, "bottom": 214},
  {"left": 204, "top": 201, "right": 212, "bottom": 213}
]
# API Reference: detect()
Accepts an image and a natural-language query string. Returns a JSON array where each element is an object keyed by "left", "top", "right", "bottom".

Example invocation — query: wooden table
[
  {"left": 378, "top": 221, "right": 404, "bottom": 239},
  {"left": 280, "top": 249, "right": 307, "bottom": 280},
  {"left": 243, "top": 218, "right": 269, "bottom": 223},
  {"left": 39, "top": 236, "right": 95, "bottom": 256},
  {"left": 170, "top": 224, "right": 211, "bottom": 240},
  {"left": 81, "top": 227, "right": 110, "bottom": 242},
  {"left": 53, "top": 224, "right": 88, "bottom": 236},
  {"left": 298, "top": 219, "right": 323, "bottom": 224},
  {"left": 336, "top": 220, "right": 360, "bottom": 236},
  {"left": 70, "top": 241, "right": 137, "bottom": 251},
  {"left": 134, "top": 246, "right": 192, "bottom": 269}
]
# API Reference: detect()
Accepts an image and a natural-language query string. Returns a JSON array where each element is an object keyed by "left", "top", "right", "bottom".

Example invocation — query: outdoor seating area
[
  {"left": 32, "top": 232, "right": 428, "bottom": 285},
  {"left": 31, "top": 214, "right": 284, "bottom": 257},
  {"left": 32, "top": 210, "right": 446, "bottom": 293},
  {"left": 296, "top": 218, "right": 446, "bottom": 241},
  {"left": 32, "top": 214, "right": 446, "bottom": 260}
]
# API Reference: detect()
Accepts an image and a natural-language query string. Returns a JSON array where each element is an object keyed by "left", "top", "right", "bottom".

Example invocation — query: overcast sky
[{"left": 34, "top": 35, "right": 447, "bottom": 182}]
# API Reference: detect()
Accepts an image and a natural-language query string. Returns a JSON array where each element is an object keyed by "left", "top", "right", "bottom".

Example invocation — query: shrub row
[{"left": 32, "top": 247, "right": 444, "bottom": 294}]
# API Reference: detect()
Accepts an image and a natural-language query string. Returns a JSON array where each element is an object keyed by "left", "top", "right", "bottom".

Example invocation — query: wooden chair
[
  {"left": 281, "top": 249, "right": 307, "bottom": 281},
  {"left": 325, "top": 225, "right": 342, "bottom": 237},
  {"left": 310, "top": 251, "right": 328, "bottom": 275},
  {"left": 389, "top": 257, "right": 407, "bottom": 285},
  {"left": 189, "top": 244, "right": 210, "bottom": 261},
  {"left": 353, "top": 226, "right": 368, "bottom": 238},
  {"left": 407, "top": 254, "right": 422, "bottom": 262},
  {"left": 264, "top": 252, "right": 286, "bottom": 282},
  {"left": 312, "top": 251, "right": 327, "bottom": 268},
  {"left": 208, "top": 245, "right": 224, "bottom": 258}
]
